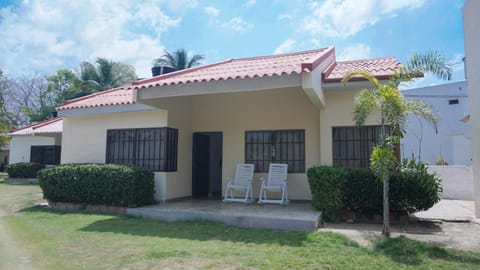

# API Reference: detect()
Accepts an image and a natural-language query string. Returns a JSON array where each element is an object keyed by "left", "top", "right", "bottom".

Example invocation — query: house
[
  {"left": 401, "top": 81, "right": 471, "bottom": 165},
  {"left": 463, "top": 0, "right": 480, "bottom": 218},
  {"left": 8, "top": 117, "right": 63, "bottom": 165},
  {"left": 56, "top": 47, "right": 400, "bottom": 202}
]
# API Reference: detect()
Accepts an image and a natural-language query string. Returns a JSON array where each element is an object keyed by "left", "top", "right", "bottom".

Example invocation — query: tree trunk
[
  {"left": 381, "top": 115, "right": 390, "bottom": 237},
  {"left": 382, "top": 176, "right": 390, "bottom": 237}
]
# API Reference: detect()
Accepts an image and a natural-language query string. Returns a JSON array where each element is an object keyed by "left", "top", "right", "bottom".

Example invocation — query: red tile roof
[
  {"left": 56, "top": 48, "right": 400, "bottom": 111},
  {"left": 57, "top": 86, "right": 133, "bottom": 110},
  {"left": 322, "top": 57, "right": 401, "bottom": 83},
  {"left": 130, "top": 47, "right": 333, "bottom": 89},
  {"left": 8, "top": 117, "right": 64, "bottom": 136}
]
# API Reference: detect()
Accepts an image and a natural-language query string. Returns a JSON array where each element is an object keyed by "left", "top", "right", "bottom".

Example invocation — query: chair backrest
[
  {"left": 267, "top": 163, "right": 288, "bottom": 186},
  {"left": 234, "top": 164, "right": 254, "bottom": 185}
]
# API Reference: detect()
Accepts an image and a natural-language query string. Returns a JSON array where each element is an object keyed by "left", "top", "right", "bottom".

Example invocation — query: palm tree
[
  {"left": 342, "top": 51, "right": 452, "bottom": 237},
  {"left": 153, "top": 49, "right": 204, "bottom": 71},
  {"left": 77, "top": 58, "right": 137, "bottom": 94}
]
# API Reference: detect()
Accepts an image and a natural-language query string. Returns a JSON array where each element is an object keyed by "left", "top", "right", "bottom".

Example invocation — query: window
[
  {"left": 245, "top": 129, "right": 305, "bottom": 173},
  {"left": 30, "top": 145, "right": 61, "bottom": 165},
  {"left": 106, "top": 127, "right": 178, "bottom": 171},
  {"left": 448, "top": 99, "right": 459, "bottom": 105},
  {"left": 332, "top": 126, "right": 392, "bottom": 168}
]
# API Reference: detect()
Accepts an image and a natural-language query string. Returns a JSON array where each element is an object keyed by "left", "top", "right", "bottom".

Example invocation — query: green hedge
[
  {"left": 6, "top": 162, "right": 45, "bottom": 178},
  {"left": 307, "top": 160, "right": 442, "bottom": 221},
  {"left": 38, "top": 164, "right": 155, "bottom": 207}
]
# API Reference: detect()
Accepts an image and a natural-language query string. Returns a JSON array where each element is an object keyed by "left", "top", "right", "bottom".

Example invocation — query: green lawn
[{"left": 0, "top": 183, "right": 479, "bottom": 269}]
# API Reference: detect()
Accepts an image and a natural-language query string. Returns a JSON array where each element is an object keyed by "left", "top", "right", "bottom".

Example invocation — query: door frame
[{"left": 191, "top": 132, "right": 223, "bottom": 198}]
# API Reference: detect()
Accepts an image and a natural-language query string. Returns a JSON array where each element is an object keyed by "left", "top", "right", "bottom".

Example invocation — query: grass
[{"left": 0, "top": 183, "right": 479, "bottom": 269}]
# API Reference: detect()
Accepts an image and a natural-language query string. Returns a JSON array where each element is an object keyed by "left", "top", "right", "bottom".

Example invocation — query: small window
[
  {"left": 30, "top": 145, "right": 61, "bottom": 165},
  {"left": 448, "top": 99, "right": 459, "bottom": 105},
  {"left": 245, "top": 129, "right": 305, "bottom": 173},
  {"left": 106, "top": 127, "right": 178, "bottom": 171}
]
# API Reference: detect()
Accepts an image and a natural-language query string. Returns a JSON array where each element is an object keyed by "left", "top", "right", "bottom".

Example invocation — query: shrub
[
  {"left": 389, "top": 159, "right": 442, "bottom": 213},
  {"left": 38, "top": 163, "right": 155, "bottom": 207},
  {"left": 6, "top": 162, "right": 45, "bottom": 178},
  {"left": 307, "top": 166, "right": 348, "bottom": 221},
  {"left": 307, "top": 159, "right": 442, "bottom": 220}
]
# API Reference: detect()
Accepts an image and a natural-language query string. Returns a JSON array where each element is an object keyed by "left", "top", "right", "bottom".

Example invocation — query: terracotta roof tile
[
  {"left": 322, "top": 57, "right": 401, "bottom": 83},
  {"left": 8, "top": 117, "right": 64, "bottom": 136},
  {"left": 130, "top": 47, "right": 333, "bottom": 89},
  {"left": 56, "top": 86, "right": 133, "bottom": 111},
  {"left": 56, "top": 48, "right": 400, "bottom": 111}
]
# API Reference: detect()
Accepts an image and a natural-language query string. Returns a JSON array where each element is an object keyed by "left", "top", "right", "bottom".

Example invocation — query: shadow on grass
[
  {"left": 19, "top": 205, "right": 362, "bottom": 248},
  {"left": 374, "top": 236, "right": 480, "bottom": 266}
]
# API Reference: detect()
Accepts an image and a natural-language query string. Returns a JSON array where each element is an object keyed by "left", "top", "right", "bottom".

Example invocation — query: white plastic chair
[
  {"left": 223, "top": 164, "right": 255, "bottom": 203},
  {"left": 258, "top": 163, "right": 289, "bottom": 205}
]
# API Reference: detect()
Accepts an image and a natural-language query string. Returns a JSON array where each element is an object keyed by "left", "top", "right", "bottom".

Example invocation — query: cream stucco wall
[
  {"left": 62, "top": 85, "right": 371, "bottom": 201},
  {"left": 319, "top": 90, "right": 381, "bottom": 165},
  {"left": 189, "top": 87, "right": 320, "bottom": 200},
  {"left": 463, "top": 0, "right": 480, "bottom": 217},
  {"left": 9, "top": 135, "right": 57, "bottom": 164}
]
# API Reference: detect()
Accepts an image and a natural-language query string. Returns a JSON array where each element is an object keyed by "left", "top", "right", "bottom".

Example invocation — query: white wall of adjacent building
[
  {"left": 401, "top": 81, "right": 471, "bottom": 165},
  {"left": 9, "top": 136, "right": 57, "bottom": 164},
  {"left": 463, "top": 0, "right": 480, "bottom": 217}
]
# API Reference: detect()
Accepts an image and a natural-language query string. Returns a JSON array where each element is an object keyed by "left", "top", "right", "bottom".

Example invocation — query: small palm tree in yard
[
  {"left": 153, "top": 49, "right": 204, "bottom": 71},
  {"left": 342, "top": 51, "right": 452, "bottom": 237}
]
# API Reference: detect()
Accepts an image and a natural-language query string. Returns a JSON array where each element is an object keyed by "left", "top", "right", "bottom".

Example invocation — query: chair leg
[{"left": 223, "top": 185, "right": 230, "bottom": 201}]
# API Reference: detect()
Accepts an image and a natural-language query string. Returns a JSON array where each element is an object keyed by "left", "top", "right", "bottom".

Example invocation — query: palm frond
[
  {"left": 187, "top": 54, "right": 204, "bottom": 68},
  {"left": 405, "top": 51, "right": 452, "bottom": 81},
  {"left": 352, "top": 89, "right": 378, "bottom": 126},
  {"left": 342, "top": 70, "right": 381, "bottom": 90}
]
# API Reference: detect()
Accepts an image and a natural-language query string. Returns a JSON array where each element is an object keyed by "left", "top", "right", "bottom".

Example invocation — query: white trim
[
  {"left": 301, "top": 52, "right": 335, "bottom": 108},
  {"left": 57, "top": 103, "right": 157, "bottom": 117},
  {"left": 137, "top": 73, "right": 302, "bottom": 100}
]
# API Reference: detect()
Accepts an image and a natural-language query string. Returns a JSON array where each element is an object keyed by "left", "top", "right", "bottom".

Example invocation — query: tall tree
[
  {"left": 153, "top": 49, "right": 204, "bottom": 70},
  {"left": 342, "top": 51, "right": 452, "bottom": 237},
  {"left": 77, "top": 58, "right": 137, "bottom": 94}
]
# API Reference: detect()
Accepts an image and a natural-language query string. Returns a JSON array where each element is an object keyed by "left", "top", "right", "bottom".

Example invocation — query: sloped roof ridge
[
  {"left": 131, "top": 59, "right": 234, "bottom": 86},
  {"left": 9, "top": 117, "right": 64, "bottom": 134},
  {"left": 336, "top": 56, "right": 397, "bottom": 64},
  {"left": 230, "top": 47, "right": 328, "bottom": 62}
]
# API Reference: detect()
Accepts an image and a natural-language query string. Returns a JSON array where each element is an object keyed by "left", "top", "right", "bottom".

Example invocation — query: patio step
[{"left": 127, "top": 202, "right": 322, "bottom": 231}]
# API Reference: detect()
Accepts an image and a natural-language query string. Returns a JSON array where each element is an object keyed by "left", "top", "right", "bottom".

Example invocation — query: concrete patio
[
  {"left": 412, "top": 199, "right": 476, "bottom": 222},
  {"left": 127, "top": 199, "right": 322, "bottom": 231}
]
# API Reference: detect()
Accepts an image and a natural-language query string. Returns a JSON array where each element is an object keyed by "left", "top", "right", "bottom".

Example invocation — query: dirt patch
[{"left": 319, "top": 221, "right": 480, "bottom": 252}]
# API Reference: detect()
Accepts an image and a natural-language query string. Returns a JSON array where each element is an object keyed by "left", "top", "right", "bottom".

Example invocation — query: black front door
[{"left": 192, "top": 132, "right": 223, "bottom": 198}]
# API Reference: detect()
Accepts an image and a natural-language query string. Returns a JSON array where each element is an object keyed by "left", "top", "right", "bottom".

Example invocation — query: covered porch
[{"left": 127, "top": 199, "right": 322, "bottom": 231}]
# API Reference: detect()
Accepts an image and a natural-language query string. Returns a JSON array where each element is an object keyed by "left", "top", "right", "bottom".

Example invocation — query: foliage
[
  {"left": 153, "top": 49, "right": 204, "bottom": 70},
  {"left": 390, "top": 159, "right": 443, "bottom": 213},
  {"left": 307, "top": 166, "right": 348, "bottom": 221},
  {"left": 307, "top": 160, "right": 442, "bottom": 220},
  {"left": 343, "top": 51, "right": 451, "bottom": 236},
  {"left": 6, "top": 162, "right": 45, "bottom": 178},
  {"left": 77, "top": 58, "right": 137, "bottom": 94},
  {"left": 38, "top": 163, "right": 154, "bottom": 207}
]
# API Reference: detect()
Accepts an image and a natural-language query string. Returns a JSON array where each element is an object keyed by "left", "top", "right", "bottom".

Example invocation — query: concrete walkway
[
  {"left": 412, "top": 200, "right": 476, "bottom": 222},
  {"left": 128, "top": 199, "right": 322, "bottom": 231}
]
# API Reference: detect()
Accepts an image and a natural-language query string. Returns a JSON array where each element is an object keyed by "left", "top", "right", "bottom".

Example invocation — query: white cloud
[
  {"left": 221, "top": 17, "right": 253, "bottom": 32},
  {"left": 337, "top": 43, "right": 371, "bottom": 61},
  {"left": 0, "top": 0, "right": 189, "bottom": 78},
  {"left": 204, "top": 6, "right": 220, "bottom": 17},
  {"left": 273, "top": 38, "right": 296, "bottom": 54},
  {"left": 244, "top": 0, "right": 256, "bottom": 8},
  {"left": 277, "top": 13, "right": 293, "bottom": 20},
  {"left": 303, "top": 0, "right": 427, "bottom": 38}
]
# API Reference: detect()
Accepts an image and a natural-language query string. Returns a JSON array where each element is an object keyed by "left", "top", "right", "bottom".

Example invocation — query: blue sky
[{"left": 0, "top": 0, "right": 466, "bottom": 87}]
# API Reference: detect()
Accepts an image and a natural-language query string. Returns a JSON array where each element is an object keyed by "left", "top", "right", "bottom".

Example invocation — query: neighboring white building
[
  {"left": 8, "top": 117, "right": 63, "bottom": 165},
  {"left": 463, "top": 0, "right": 480, "bottom": 218},
  {"left": 401, "top": 81, "right": 471, "bottom": 165}
]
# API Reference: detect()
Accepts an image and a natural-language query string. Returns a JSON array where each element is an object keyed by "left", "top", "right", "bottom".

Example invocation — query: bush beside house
[
  {"left": 38, "top": 164, "right": 155, "bottom": 207},
  {"left": 6, "top": 162, "right": 45, "bottom": 178},
  {"left": 307, "top": 160, "right": 442, "bottom": 221}
]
